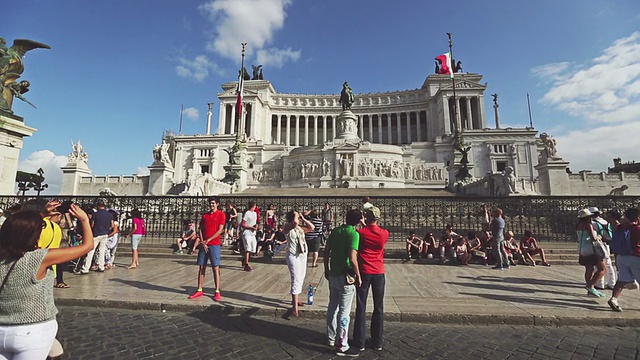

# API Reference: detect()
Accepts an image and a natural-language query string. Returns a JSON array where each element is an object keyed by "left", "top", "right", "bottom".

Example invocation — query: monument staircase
[{"left": 116, "top": 240, "right": 579, "bottom": 265}]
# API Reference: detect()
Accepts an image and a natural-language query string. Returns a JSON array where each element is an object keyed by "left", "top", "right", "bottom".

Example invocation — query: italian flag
[
  {"left": 236, "top": 73, "right": 244, "bottom": 123},
  {"left": 435, "top": 52, "right": 453, "bottom": 78}
]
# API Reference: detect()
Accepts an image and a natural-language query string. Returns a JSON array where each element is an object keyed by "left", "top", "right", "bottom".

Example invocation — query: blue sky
[{"left": 6, "top": 0, "right": 640, "bottom": 194}]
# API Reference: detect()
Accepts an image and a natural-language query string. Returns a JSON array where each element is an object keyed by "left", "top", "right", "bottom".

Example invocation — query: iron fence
[{"left": 1, "top": 195, "right": 639, "bottom": 244}]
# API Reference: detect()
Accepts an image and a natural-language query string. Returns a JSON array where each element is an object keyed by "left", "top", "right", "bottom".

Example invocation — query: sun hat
[
  {"left": 578, "top": 208, "right": 593, "bottom": 218},
  {"left": 588, "top": 207, "right": 601, "bottom": 215}
]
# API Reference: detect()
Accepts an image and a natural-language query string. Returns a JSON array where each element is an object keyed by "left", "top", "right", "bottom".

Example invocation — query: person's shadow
[{"left": 187, "top": 310, "right": 329, "bottom": 354}]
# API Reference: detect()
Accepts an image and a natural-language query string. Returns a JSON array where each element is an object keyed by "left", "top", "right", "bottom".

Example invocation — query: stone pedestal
[
  {"left": 148, "top": 163, "right": 175, "bottom": 195},
  {"left": 60, "top": 162, "right": 91, "bottom": 195},
  {"left": 334, "top": 111, "right": 360, "bottom": 144},
  {"left": 534, "top": 157, "right": 570, "bottom": 195},
  {"left": 0, "top": 113, "right": 36, "bottom": 195}
]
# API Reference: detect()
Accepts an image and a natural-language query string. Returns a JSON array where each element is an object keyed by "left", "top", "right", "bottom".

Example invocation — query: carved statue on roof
[
  {"left": 539, "top": 132, "right": 560, "bottom": 160},
  {"left": 0, "top": 37, "right": 50, "bottom": 114}
]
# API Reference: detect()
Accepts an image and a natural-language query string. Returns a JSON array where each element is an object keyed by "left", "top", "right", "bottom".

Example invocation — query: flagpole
[
  {"left": 235, "top": 42, "right": 247, "bottom": 144},
  {"left": 527, "top": 92, "right": 534, "bottom": 128},
  {"left": 447, "top": 32, "right": 460, "bottom": 139},
  {"left": 178, "top": 104, "right": 184, "bottom": 134}
]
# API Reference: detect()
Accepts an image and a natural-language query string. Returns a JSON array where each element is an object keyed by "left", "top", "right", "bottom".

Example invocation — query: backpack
[
  {"left": 595, "top": 221, "right": 612, "bottom": 242},
  {"left": 610, "top": 227, "right": 632, "bottom": 255}
]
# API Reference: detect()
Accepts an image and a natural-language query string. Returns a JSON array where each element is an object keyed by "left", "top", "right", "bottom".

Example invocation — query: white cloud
[
  {"left": 199, "top": 0, "right": 299, "bottom": 67},
  {"left": 530, "top": 62, "right": 572, "bottom": 83},
  {"left": 175, "top": 55, "right": 219, "bottom": 82},
  {"left": 555, "top": 121, "right": 640, "bottom": 173},
  {"left": 534, "top": 32, "right": 640, "bottom": 172},
  {"left": 17, "top": 150, "right": 68, "bottom": 195},
  {"left": 183, "top": 107, "right": 199, "bottom": 121},
  {"left": 136, "top": 167, "right": 150, "bottom": 176},
  {"left": 256, "top": 47, "right": 301, "bottom": 68},
  {"left": 536, "top": 32, "right": 640, "bottom": 124}
]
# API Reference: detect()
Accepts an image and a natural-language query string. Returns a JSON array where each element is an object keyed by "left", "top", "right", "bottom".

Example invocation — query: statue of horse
[{"left": 339, "top": 81, "right": 354, "bottom": 111}]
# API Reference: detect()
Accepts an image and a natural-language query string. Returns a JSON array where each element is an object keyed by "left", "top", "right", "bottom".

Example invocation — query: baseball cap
[{"left": 364, "top": 206, "right": 381, "bottom": 219}]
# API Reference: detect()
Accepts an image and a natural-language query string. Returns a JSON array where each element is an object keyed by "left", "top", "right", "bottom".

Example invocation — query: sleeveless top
[
  {"left": 0, "top": 248, "right": 57, "bottom": 325},
  {"left": 577, "top": 230, "right": 595, "bottom": 256},
  {"left": 286, "top": 226, "right": 308, "bottom": 256}
]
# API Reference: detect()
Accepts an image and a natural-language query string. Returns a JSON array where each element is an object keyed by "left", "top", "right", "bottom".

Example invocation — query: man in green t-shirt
[{"left": 324, "top": 209, "right": 362, "bottom": 357}]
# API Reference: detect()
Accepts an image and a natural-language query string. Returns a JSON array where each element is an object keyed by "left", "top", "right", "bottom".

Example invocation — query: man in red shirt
[
  {"left": 353, "top": 206, "right": 389, "bottom": 352},
  {"left": 189, "top": 196, "right": 226, "bottom": 301}
]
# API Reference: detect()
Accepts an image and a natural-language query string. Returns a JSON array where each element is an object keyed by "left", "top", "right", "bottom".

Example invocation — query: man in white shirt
[
  {"left": 241, "top": 201, "right": 258, "bottom": 272},
  {"left": 589, "top": 207, "right": 616, "bottom": 289}
]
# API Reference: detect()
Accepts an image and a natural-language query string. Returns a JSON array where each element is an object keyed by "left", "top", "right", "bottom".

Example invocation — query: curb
[{"left": 55, "top": 298, "right": 640, "bottom": 327}]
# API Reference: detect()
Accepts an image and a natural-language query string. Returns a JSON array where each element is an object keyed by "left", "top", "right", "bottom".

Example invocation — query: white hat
[
  {"left": 588, "top": 207, "right": 601, "bottom": 214},
  {"left": 578, "top": 208, "right": 593, "bottom": 218}
]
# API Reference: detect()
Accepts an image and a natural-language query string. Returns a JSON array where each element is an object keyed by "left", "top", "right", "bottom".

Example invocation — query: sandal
[
  {"left": 128, "top": 264, "right": 138, "bottom": 269},
  {"left": 55, "top": 282, "right": 70, "bottom": 289}
]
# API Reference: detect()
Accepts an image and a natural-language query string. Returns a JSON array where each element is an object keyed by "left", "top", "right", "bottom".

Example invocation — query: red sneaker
[
  {"left": 213, "top": 292, "right": 221, "bottom": 301},
  {"left": 189, "top": 290, "right": 204, "bottom": 299}
]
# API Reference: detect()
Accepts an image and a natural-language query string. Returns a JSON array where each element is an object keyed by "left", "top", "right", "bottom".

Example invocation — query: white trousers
[
  {"left": 82, "top": 235, "right": 108, "bottom": 272},
  {"left": 286, "top": 252, "right": 308, "bottom": 295},
  {"left": 596, "top": 256, "right": 616, "bottom": 288},
  {"left": 0, "top": 319, "right": 58, "bottom": 360}
]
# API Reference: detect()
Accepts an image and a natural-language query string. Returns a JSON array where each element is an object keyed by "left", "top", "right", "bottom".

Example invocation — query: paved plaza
[
  {"left": 56, "top": 306, "right": 640, "bottom": 360},
  {"left": 55, "top": 256, "right": 640, "bottom": 326}
]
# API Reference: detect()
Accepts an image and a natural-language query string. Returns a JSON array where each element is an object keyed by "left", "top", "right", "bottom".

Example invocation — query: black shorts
[
  {"left": 578, "top": 255, "right": 598, "bottom": 267},
  {"left": 306, "top": 237, "right": 320, "bottom": 252}
]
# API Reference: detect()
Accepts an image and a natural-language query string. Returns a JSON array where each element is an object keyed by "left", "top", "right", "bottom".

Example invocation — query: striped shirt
[{"left": 304, "top": 215, "right": 324, "bottom": 241}]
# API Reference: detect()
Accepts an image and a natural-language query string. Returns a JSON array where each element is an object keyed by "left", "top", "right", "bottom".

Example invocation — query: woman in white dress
[{"left": 283, "top": 210, "right": 315, "bottom": 316}]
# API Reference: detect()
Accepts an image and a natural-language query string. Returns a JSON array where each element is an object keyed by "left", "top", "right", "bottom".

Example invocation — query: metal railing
[{"left": 2, "top": 195, "right": 638, "bottom": 244}]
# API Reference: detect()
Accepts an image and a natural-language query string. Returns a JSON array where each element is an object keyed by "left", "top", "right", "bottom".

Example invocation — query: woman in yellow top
[{"left": 36, "top": 201, "right": 69, "bottom": 288}]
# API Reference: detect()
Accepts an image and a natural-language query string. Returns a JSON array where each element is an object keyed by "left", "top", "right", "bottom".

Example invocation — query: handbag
[{"left": 592, "top": 237, "right": 610, "bottom": 259}]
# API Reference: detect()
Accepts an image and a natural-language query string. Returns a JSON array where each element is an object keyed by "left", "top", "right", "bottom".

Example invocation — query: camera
[{"left": 57, "top": 200, "right": 73, "bottom": 214}]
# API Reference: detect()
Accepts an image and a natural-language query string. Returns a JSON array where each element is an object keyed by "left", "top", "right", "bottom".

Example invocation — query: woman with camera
[{"left": 0, "top": 204, "right": 94, "bottom": 359}]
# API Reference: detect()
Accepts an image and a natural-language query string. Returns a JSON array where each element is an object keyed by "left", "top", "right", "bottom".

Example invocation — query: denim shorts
[
  {"left": 197, "top": 245, "right": 221, "bottom": 267},
  {"left": 131, "top": 234, "right": 142, "bottom": 250},
  {"left": 616, "top": 255, "right": 640, "bottom": 283}
]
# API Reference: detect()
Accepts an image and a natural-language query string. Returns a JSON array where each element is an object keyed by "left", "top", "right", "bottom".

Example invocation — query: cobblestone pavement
[{"left": 56, "top": 306, "right": 640, "bottom": 360}]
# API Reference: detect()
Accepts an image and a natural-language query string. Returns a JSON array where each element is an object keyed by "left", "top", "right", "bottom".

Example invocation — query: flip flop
[
  {"left": 297, "top": 302, "right": 306, "bottom": 307},
  {"left": 54, "top": 283, "right": 70, "bottom": 289}
]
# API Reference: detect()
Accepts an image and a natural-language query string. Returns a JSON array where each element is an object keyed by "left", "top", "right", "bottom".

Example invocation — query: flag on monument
[
  {"left": 236, "top": 72, "right": 244, "bottom": 122},
  {"left": 435, "top": 52, "right": 453, "bottom": 78}
]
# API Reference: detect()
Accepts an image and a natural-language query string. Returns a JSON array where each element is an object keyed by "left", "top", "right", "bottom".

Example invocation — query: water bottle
[{"left": 307, "top": 284, "right": 314, "bottom": 305}]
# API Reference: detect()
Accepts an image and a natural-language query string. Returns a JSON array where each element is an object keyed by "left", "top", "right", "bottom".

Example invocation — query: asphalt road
[{"left": 55, "top": 306, "right": 640, "bottom": 360}]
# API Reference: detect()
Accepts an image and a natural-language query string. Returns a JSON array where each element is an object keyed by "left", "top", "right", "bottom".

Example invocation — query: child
[{"left": 105, "top": 209, "right": 120, "bottom": 269}]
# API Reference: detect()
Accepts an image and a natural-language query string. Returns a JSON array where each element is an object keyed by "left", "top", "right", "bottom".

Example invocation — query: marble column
[
  {"left": 377, "top": 114, "right": 383, "bottom": 143},
  {"left": 230, "top": 105, "right": 236, "bottom": 134},
  {"left": 455, "top": 98, "right": 462, "bottom": 132},
  {"left": 387, "top": 115, "right": 392, "bottom": 144},
  {"left": 478, "top": 95, "right": 486, "bottom": 128},
  {"left": 396, "top": 114, "right": 402, "bottom": 144},
  {"left": 358, "top": 115, "right": 364, "bottom": 139},
  {"left": 217, "top": 103, "right": 225, "bottom": 134},
  {"left": 295, "top": 115, "right": 300, "bottom": 146},
  {"left": 276, "top": 115, "right": 282, "bottom": 144},
  {"left": 332, "top": 116, "right": 336, "bottom": 140},
  {"left": 406, "top": 113, "right": 411, "bottom": 143},
  {"left": 368, "top": 115, "right": 373, "bottom": 142},
  {"left": 304, "top": 115, "right": 309, "bottom": 146},
  {"left": 466, "top": 97, "right": 473, "bottom": 130},
  {"left": 313, "top": 116, "right": 318, "bottom": 145},
  {"left": 285, "top": 115, "right": 291, "bottom": 146},
  {"left": 323, "top": 116, "right": 327, "bottom": 143},
  {"left": 416, "top": 111, "right": 421, "bottom": 142},
  {"left": 442, "top": 95, "right": 451, "bottom": 134}
]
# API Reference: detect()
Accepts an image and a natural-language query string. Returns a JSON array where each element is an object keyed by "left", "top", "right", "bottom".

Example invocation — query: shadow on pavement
[
  {"left": 457, "top": 275, "right": 583, "bottom": 288},
  {"left": 459, "top": 292, "right": 607, "bottom": 311},
  {"left": 189, "top": 311, "right": 330, "bottom": 354}
]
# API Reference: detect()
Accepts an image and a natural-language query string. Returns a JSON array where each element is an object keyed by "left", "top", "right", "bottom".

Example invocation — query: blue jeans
[
  {"left": 492, "top": 237, "right": 509, "bottom": 267},
  {"left": 353, "top": 273, "right": 385, "bottom": 349},
  {"left": 326, "top": 275, "right": 356, "bottom": 352}
]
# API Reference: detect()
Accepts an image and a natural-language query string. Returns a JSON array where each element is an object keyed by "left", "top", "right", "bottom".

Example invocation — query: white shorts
[{"left": 243, "top": 232, "right": 257, "bottom": 253}]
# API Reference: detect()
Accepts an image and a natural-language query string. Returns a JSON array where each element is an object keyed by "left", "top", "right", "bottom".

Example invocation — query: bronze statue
[
  {"left": 251, "top": 64, "right": 262, "bottom": 80},
  {"left": 339, "top": 81, "right": 355, "bottom": 111},
  {"left": 0, "top": 37, "right": 50, "bottom": 114}
]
